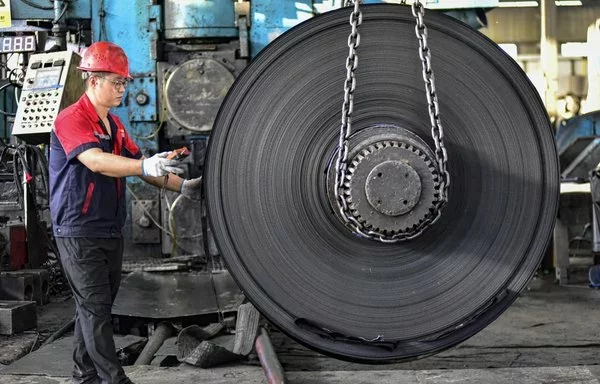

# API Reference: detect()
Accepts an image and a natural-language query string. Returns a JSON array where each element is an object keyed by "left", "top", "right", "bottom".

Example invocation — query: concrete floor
[{"left": 2, "top": 275, "right": 600, "bottom": 383}]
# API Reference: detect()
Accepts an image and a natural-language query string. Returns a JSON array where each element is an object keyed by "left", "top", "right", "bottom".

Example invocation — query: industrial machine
[
  {"left": 12, "top": 50, "right": 83, "bottom": 144},
  {"left": 553, "top": 19, "right": 600, "bottom": 285},
  {"left": 0, "top": 0, "right": 561, "bottom": 368}
]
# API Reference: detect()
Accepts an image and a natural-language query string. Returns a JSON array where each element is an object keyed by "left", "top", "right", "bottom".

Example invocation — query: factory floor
[{"left": 3, "top": 273, "right": 600, "bottom": 383}]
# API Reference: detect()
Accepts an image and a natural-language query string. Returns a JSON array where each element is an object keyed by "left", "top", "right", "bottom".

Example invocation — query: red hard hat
[{"left": 77, "top": 41, "right": 133, "bottom": 80}]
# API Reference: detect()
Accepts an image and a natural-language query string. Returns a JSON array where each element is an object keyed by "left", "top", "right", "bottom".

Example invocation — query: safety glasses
[{"left": 98, "top": 76, "right": 129, "bottom": 90}]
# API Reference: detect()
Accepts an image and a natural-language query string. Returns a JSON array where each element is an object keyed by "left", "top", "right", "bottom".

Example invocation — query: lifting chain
[{"left": 334, "top": 0, "right": 450, "bottom": 243}]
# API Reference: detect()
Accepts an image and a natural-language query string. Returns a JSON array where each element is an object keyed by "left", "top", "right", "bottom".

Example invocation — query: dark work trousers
[{"left": 56, "top": 237, "right": 129, "bottom": 384}]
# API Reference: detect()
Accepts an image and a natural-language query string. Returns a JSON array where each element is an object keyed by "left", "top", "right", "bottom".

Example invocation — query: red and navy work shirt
[{"left": 49, "top": 93, "right": 142, "bottom": 238}]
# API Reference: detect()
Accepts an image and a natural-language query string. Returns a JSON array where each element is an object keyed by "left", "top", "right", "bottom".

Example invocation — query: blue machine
[
  {"left": 0, "top": 0, "right": 495, "bottom": 259},
  {"left": 556, "top": 111, "right": 600, "bottom": 180}
]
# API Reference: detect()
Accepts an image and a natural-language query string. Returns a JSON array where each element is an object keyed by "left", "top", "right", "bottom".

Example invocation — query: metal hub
[
  {"left": 365, "top": 160, "right": 421, "bottom": 216},
  {"left": 342, "top": 140, "right": 438, "bottom": 235}
]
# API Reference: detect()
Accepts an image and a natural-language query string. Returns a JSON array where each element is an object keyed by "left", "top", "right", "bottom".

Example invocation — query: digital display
[
  {"left": 34, "top": 67, "right": 63, "bottom": 89},
  {"left": 0, "top": 35, "right": 36, "bottom": 53}
]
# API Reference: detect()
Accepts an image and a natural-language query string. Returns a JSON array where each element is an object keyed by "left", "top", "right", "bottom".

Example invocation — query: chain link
[
  {"left": 411, "top": 0, "right": 450, "bottom": 222},
  {"left": 333, "top": 0, "right": 450, "bottom": 242}
]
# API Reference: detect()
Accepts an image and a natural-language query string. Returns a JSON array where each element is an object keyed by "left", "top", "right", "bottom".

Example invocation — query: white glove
[
  {"left": 141, "top": 152, "right": 183, "bottom": 177},
  {"left": 180, "top": 177, "right": 202, "bottom": 201}
]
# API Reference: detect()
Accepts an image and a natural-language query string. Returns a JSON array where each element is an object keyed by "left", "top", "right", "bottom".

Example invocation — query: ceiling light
[
  {"left": 497, "top": 0, "right": 582, "bottom": 6},
  {"left": 561, "top": 42, "right": 587, "bottom": 57},
  {"left": 555, "top": 0, "right": 582, "bottom": 5},
  {"left": 498, "top": 1, "right": 538, "bottom": 7}
]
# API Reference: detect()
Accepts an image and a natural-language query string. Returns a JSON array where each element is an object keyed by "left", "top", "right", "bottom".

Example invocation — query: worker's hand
[
  {"left": 141, "top": 152, "right": 183, "bottom": 177},
  {"left": 180, "top": 177, "right": 202, "bottom": 201}
]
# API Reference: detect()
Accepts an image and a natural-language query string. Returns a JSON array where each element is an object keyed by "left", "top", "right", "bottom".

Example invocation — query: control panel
[{"left": 12, "top": 51, "right": 85, "bottom": 144}]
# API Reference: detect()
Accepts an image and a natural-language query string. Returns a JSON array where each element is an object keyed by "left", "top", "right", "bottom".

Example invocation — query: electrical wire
[
  {"left": 32, "top": 145, "right": 50, "bottom": 209},
  {"left": 1, "top": 144, "right": 50, "bottom": 212},
  {"left": 0, "top": 67, "right": 23, "bottom": 117},
  {"left": 20, "top": 0, "right": 54, "bottom": 10},
  {"left": 0, "top": 82, "right": 17, "bottom": 116},
  {"left": 126, "top": 182, "right": 203, "bottom": 242},
  {"left": 126, "top": 184, "right": 175, "bottom": 237},
  {"left": 160, "top": 175, "right": 178, "bottom": 255},
  {"left": 168, "top": 194, "right": 202, "bottom": 240}
]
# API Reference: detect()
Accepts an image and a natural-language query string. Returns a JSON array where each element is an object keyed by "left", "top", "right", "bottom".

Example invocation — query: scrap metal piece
[
  {"left": 112, "top": 271, "right": 244, "bottom": 319},
  {"left": 0, "top": 301, "right": 36, "bottom": 335}
]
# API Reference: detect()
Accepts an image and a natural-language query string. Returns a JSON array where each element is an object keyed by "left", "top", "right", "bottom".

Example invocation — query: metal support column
[
  {"left": 541, "top": 0, "right": 558, "bottom": 121},
  {"left": 554, "top": 217, "right": 570, "bottom": 285}
]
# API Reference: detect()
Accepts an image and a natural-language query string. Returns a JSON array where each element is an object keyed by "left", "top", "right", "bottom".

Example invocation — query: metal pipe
[
  {"left": 255, "top": 328, "right": 287, "bottom": 384},
  {"left": 134, "top": 322, "right": 174, "bottom": 365},
  {"left": 52, "top": 0, "right": 68, "bottom": 50},
  {"left": 42, "top": 316, "right": 75, "bottom": 346}
]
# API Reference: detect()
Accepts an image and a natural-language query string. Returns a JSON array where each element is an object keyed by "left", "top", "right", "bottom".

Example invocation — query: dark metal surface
[
  {"left": 345, "top": 139, "right": 437, "bottom": 233},
  {"left": 164, "top": 58, "right": 235, "bottom": 133},
  {"left": 327, "top": 126, "right": 439, "bottom": 236},
  {"left": 561, "top": 139, "right": 600, "bottom": 179},
  {"left": 0, "top": 335, "right": 144, "bottom": 376},
  {"left": 365, "top": 160, "right": 421, "bottom": 216},
  {"left": 131, "top": 200, "right": 161, "bottom": 244},
  {"left": 556, "top": 111, "right": 600, "bottom": 178},
  {"left": 205, "top": 4, "right": 559, "bottom": 362},
  {"left": 112, "top": 271, "right": 244, "bottom": 319}
]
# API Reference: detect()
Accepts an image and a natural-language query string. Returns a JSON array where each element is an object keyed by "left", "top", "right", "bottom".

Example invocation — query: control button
[
  {"left": 30, "top": 61, "right": 42, "bottom": 69},
  {"left": 53, "top": 59, "right": 65, "bottom": 67}
]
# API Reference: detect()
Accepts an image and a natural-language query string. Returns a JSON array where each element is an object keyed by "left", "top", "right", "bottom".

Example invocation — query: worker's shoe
[
  {"left": 72, "top": 368, "right": 100, "bottom": 384},
  {"left": 72, "top": 375, "right": 101, "bottom": 384}
]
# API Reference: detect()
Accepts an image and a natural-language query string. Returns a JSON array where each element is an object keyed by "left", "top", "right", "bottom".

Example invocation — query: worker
[{"left": 48, "top": 41, "right": 202, "bottom": 384}]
